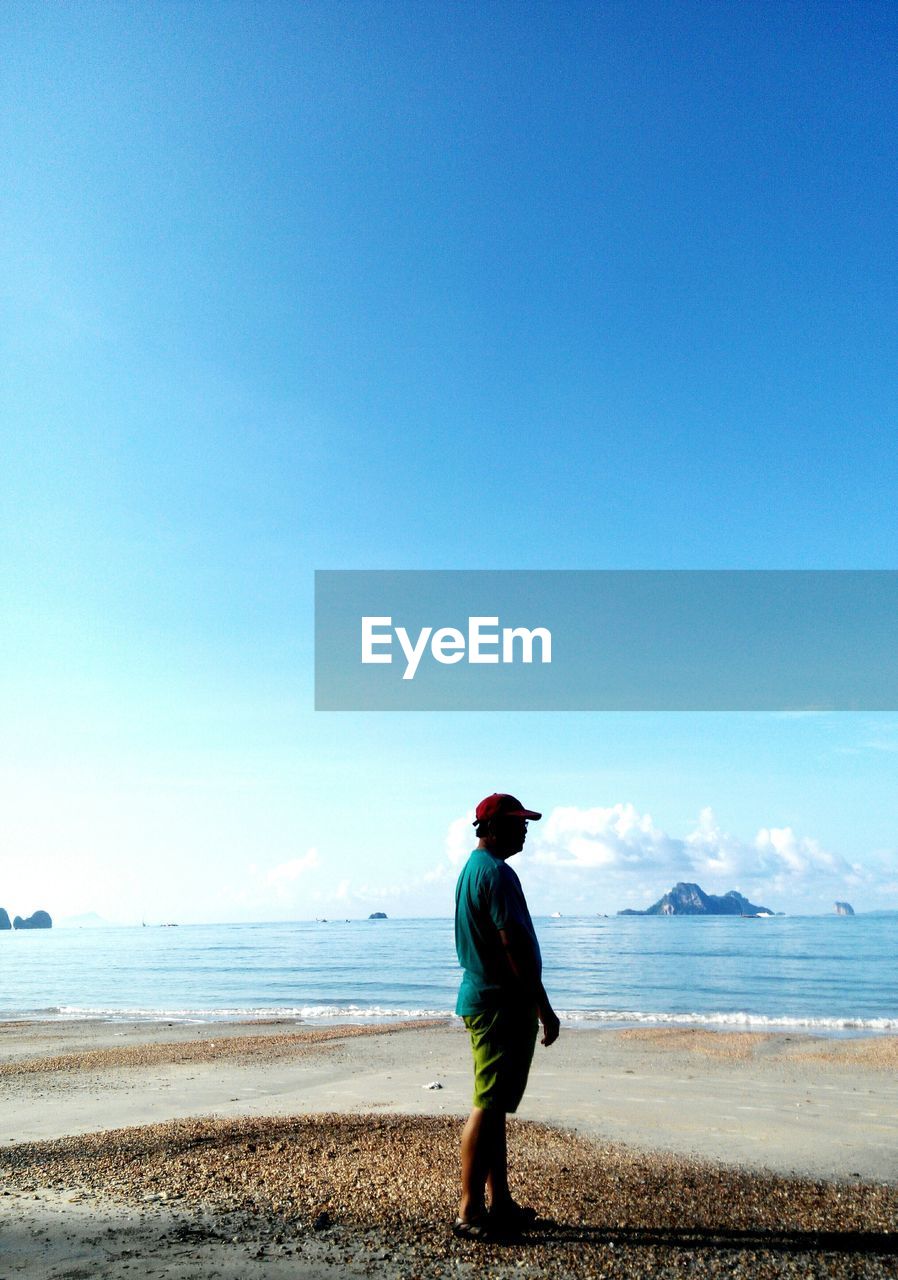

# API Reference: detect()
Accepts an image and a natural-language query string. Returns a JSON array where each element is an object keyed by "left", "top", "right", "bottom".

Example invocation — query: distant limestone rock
[
  {"left": 58, "top": 912, "right": 111, "bottom": 928},
  {"left": 12, "top": 910, "right": 52, "bottom": 930},
  {"left": 618, "top": 882, "right": 774, "bottom": 917},
  {"left": 834, "top": 901, "right": 855, "bottom": 916},
  {"left": 368, "top": 911, "right": 388, "bottom": 920},
  {"left": 0, "top": 908, "right": 10, "bottom": 930}
]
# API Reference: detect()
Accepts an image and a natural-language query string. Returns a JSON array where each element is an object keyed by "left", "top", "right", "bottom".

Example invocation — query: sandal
[
  {"left": 452, "top": 1216, "right": 494, "bottom": 1242},
  {"left": 489, "top": 1201, "right": 539, "bottom": 1229}
]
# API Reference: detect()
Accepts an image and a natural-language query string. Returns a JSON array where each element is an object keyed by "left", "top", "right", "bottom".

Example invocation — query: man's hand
[
  {"left": 497, "top": 928, "right": 559, "bottom": 1045},
  {"left": 539, "top": 1006, "right": 560, "bottom": 1047}
]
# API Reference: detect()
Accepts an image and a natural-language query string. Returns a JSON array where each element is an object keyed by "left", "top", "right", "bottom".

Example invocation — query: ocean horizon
[{"left": 1, "top": 915, "right": 894, "bottom": 1035}]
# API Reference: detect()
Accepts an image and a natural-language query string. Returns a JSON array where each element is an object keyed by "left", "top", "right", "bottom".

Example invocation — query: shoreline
[
  {"left": 2, "top": 1022, "right": 896, "bottom": 1277},
  {"left": 3, "top": 1011, "right": 895, "bottom": 1039}
]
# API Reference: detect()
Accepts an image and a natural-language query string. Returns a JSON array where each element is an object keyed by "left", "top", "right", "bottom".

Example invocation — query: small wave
[
  {"left": 556, "top": 1009, "right": 898, "bottom": 1033},
  {"left": 3, "top": 1005, "right": 895, "bottom": 1035},
  {"left": 38, "top": 1004, "right": 457, "bottom": 1025}
]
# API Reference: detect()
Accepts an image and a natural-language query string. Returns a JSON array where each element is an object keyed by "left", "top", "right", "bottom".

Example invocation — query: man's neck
[{"left": 477, "top": 839, "right": 512, "bottom": 861}]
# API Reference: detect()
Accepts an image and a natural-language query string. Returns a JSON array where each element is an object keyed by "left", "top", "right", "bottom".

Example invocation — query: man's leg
[
  {"left": 459, "top": 1007, "right": 538, "bottom": 1224},
  {"left": 485, "top": 1111, "right": 510, "bottom": 1209},
  {"left": 459, "top": 1106, "right": 507, "bottom": 1222}
]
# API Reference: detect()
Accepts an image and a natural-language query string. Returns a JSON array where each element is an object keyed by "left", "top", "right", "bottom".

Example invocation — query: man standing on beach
[{"left": 453, "top": 793, "right": 560, "bottom": 1240}]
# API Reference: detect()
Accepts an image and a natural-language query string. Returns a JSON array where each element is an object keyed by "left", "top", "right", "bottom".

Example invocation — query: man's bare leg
[
  {"left": 485, "top": 1110, "right": 511, "bottom": 1209},
  {"left": 459, "top": 1107, "right": 507, "bottom": 1221}
]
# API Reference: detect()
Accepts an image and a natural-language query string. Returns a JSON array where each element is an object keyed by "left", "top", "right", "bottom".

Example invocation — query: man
[{"left": 453, "top": 792, "right": 560, "bottom": 1241}]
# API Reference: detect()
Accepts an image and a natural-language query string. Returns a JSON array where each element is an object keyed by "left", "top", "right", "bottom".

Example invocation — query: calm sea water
[{"left": 1, "top": 916, "right": 895, "bottom": 1034}]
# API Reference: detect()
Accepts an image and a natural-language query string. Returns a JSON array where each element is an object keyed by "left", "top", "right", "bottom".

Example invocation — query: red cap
[{"left": 474, "top": 793, "right": 542, "bottom": 825}]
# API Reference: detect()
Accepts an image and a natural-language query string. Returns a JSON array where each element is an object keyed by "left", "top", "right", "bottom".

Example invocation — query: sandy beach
[{"left": 1, "top": 1020, "right": 896, "bottom": 1277}]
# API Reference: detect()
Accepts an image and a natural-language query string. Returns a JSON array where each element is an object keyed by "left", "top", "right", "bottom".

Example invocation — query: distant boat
[{"left": 550, "top": 911, "right": 562, "bottom": 919}]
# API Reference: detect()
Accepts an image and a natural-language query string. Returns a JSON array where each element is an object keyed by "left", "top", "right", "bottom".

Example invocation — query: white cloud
[
  {"left": 445, "top": 811, "right": 475, "bottom": 866},
  {"left": 862, "top": 737, "right": 898, "bottom": 753},
  {"left": 536, "top": 803, "right": 678, "bottom": 870},
  {"left": 754, "top": 827, "right": 843, "bottom": 878},
  {"left": 684, "top": 807, "right": 746, "bottom": 879},
  {"left": 528, "top": 802, "right": 858, "bottom": 895},
  {"left": 212, "top": 847, "right": 325, "bottom": 917},
  {"left": 265, "top": 847, "right": 320, "bottom": 885}
]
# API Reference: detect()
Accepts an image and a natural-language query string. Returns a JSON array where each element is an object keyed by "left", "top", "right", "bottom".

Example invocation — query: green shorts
[{"left": 463, "top": 1005, "right": 539, "bottom": 1113}]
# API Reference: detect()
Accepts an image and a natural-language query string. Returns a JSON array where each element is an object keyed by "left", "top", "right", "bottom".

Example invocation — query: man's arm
[{"left": 497, "top": 927, "right": 560, "bottom": 1046}]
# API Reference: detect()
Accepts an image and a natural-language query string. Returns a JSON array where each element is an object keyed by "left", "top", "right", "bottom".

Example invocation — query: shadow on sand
[{"left": 491, "top": 1219, "right": 897, "bottom": 1260}]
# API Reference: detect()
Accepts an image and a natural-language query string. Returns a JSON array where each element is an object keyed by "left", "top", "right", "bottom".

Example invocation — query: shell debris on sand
[
  {"left": 0, "top": 1019, "right": 445, "bottom": 1077},
  {"left": 2, "top": 1113, "right": 896, "bottom": 1278},
  {"left": 615, "top": 1028, "right": 772, "bottom": 1061},
  {"left": 614, "top": 1028, "right": 898, "bottom": 1072},
  {"left": 783, "top": 1037, "right": 898, "bottom": 1072}
]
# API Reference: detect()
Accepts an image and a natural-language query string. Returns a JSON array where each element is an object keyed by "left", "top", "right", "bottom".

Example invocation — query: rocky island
[
  {"left": 834, "top": 901, "right": 855, "bottom": 915},
  {"left": 12, "top": 911, "right": 53, "bottom": 930},
  {"left": 619, "top": 882, "right": 776, "bottom": 916},
  {"left": 0, "top": 908, "right": 10, "bottom": 930}
]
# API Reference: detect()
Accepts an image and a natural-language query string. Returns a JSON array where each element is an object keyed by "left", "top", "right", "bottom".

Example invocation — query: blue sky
[{"left": 2, "top": 1, "right": 896, "bottom": 923}]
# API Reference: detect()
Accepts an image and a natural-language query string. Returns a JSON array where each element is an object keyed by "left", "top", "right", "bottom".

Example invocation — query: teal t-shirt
[{"left": 454, "top": 848, "right": 542, "bottom": 1016}]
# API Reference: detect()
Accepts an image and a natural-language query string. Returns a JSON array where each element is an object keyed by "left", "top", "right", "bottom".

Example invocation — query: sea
[
  {"left": 0, "top": 915, "right": 895, "bottom": 1035},
  {"left": 0, "top": 916, "right": 895, "bottom": 1034}
]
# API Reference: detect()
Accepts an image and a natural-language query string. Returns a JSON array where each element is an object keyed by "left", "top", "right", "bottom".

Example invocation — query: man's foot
[
  {"left": 452, "top": 1216, "right": 495, "bottom": 1242},
  {"left": 488, "top": 1199, "right": 539, "bottom": 1229}
]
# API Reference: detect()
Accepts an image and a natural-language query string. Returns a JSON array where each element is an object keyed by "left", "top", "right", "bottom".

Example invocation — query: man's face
[{"left": 492, "top": 815, "right": 529, "bottom": 858}]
